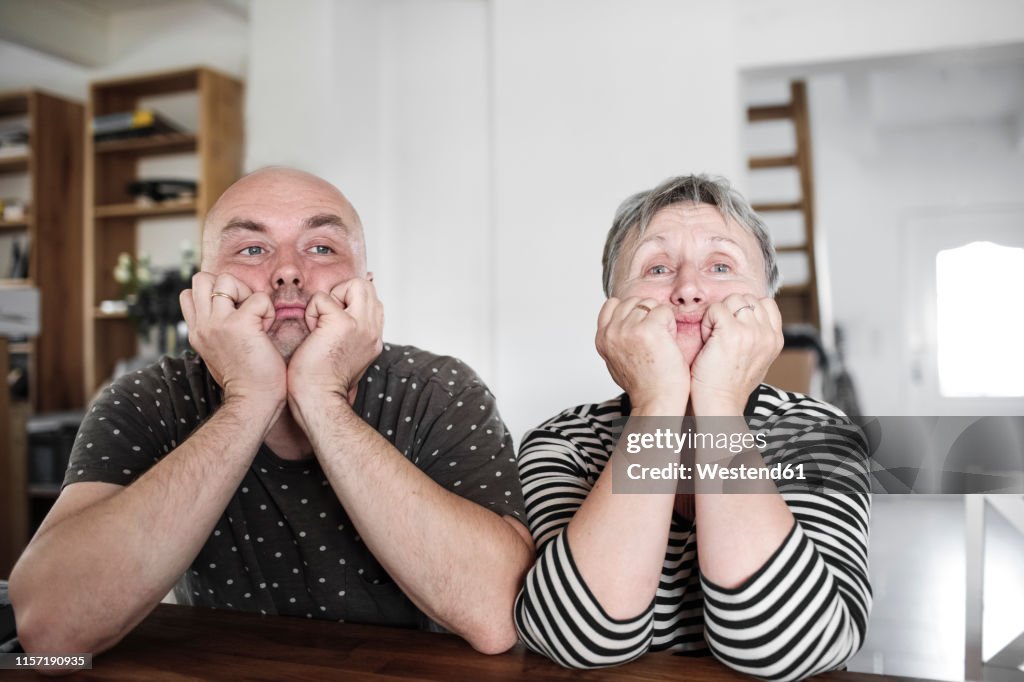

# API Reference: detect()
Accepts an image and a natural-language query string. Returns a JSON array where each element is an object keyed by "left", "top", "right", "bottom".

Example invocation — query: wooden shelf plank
[
  {"left": 7, "top": 343, "right": 32, "bottom": 353},
  {"left": 749, "top": 155, "right": 797, "bottom": 169},
  {"left": 0, "top": 278, "right": 32, "bottom": 287},
  {"left": 778, "top": 284, "right": 811, "bottom": 295},
  {"left": 0, "top": 219, "right": 29, "bottom": 231},
  {"left": 93, "top": 308, "right": 130, "bottom": 319},
  {"left": 95, "top": 200, "right": 197, "bottom": 219},
  {"left": 91, "top": 66, "right": 202, "bottom": 98},
  {"left": 776, "top": 244, "right": 809, "bottom": 254},
  {"left": 94, "top": 132, "right": 197, "bottom": 156},
  {"left": 747, "top": 104, "right": 794, "bottom": 122},
  {"left": 753, "top": 201, "right": 803, "bottom": 212},
  {"left": 0, "top": 154, "right": 30, "bottom": 174}
]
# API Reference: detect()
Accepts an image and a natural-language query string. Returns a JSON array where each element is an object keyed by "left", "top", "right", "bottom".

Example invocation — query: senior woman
[{"left": 513, "top": 174, "right": 871, "bottom": 681}]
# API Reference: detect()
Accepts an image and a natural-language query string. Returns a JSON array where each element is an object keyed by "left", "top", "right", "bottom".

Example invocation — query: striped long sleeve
[{"left": 513, "top": 387, "right": 872, "bottom": 680}]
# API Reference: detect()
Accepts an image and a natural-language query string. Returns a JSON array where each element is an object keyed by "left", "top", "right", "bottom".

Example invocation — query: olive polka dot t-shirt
[{"left": 64, "top": 343, "right": 525, "bottom": 628}]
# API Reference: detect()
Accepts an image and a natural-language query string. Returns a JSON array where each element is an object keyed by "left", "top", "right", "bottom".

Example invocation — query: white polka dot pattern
[{"left": 63, "top": 344, "right": 525, "bottom": 628}]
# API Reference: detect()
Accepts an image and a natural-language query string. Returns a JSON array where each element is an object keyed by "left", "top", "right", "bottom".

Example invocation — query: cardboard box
[{"left": 765, "top": 348, "right": 819, "bottom": 395}]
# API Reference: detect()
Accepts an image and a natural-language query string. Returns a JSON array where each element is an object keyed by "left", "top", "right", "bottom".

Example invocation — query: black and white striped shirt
[{"left": 513, "top": 385, "right": 871, "bottom": 681}]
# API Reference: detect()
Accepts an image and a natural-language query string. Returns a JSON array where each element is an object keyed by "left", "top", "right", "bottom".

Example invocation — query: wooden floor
[{"left": 847, "top": 496, "right": 1024, "bottom": 681}]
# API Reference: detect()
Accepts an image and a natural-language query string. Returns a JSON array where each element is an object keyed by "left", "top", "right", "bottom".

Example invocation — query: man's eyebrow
[
  {"left": 218, "top": 214, "right": 354, "bottom": 240},
  {"left": 304, "top": 213, "right": 353, "bottom": 235},
  {"left": 219, "top": 219, "right": 266, "bottom": 239}
]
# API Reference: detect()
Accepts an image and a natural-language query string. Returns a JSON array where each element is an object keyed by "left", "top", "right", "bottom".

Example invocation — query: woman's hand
[
  {"left": 689, "top": 293, "right": 783, "bottom": 415},
  {"left": 596, "top": 297, "right": 689, "bottom": 415}
]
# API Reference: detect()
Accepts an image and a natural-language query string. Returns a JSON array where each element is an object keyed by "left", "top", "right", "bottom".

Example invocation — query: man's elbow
[
  {"left": 10, "top": 575, "right": 119, "bottom": 659},
  {"left": 464, "top": 620, "right": 519, "bottom": 655}
]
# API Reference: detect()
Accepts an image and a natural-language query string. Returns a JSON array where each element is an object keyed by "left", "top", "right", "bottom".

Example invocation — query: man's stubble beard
[{"left": 269, "top": 319, "right": 310, "bottom": 363}]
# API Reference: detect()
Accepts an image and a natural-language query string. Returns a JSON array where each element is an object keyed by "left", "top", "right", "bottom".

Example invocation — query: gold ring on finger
[{"left": 733, "top": 304, "right": 755, "bottom": 317}]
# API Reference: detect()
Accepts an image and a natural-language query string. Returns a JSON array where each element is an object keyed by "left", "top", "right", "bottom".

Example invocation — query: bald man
[{"left": 10, "top": 168, "right": 534, "bottom": 657}]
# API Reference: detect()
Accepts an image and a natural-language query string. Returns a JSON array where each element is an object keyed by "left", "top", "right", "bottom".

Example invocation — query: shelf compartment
[
  {"left": 0, "top": 154, "right": 30, "bottom": 174},
  {"left": 93, "top": 308, "right": 130, "bottom": 319}
]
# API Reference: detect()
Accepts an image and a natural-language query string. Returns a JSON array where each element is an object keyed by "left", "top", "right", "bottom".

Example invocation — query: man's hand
[
  {"left": 596, "top": 297, "right": 689, "bottom": 415},
  {"left": 286, "top": 278, "right": 384, "bottom": 424},
  {"left": 179, "top": 272, "right": 286, "bottom": 411},
  {"left": 689, "top": 294, "right": 783, "bottom": 415}
]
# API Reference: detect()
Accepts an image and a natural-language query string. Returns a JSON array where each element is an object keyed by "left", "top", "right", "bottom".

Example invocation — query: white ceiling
[
  {"left": 0, "top": 0, "right": 248, "bottom": 67},
  {"left": 68, "top": 0, "right": 247, "bottom": 19}
]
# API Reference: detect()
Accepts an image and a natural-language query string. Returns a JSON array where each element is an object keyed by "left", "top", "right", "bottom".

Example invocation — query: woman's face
[{"left": 613, "top": 202, "right": 769, "bottom": 365}]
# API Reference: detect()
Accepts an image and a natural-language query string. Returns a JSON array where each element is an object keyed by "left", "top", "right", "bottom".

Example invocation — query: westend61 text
[
  {"left": 624, "top": 428, "right": 768, "bottom": 455},
  {"left": 626, "top": 462, "right": 807, "bottom": 481}
]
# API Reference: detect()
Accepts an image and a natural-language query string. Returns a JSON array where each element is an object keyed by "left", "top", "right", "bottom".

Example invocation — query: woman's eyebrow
[{"left": 708, "top": 235, "right": 742, "bottom": 250}]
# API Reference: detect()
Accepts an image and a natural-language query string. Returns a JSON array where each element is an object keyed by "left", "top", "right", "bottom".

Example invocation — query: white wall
[
  {"left": 737, "top": 0, "right": 1024, "bottom": 70},
  {"left": 245, "top": 0, "right": 744, "bottom": 439},
  {"left": 490, "top": 0, "right": 743, "bottom": 437},
  {"left": 0, "top": 40, "right": 90, "bottom": 101},
  {"left": 246, "top": 0, "right": 493, "bottom": 384}
]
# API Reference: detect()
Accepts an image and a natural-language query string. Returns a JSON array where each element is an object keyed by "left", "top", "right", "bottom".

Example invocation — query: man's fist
[
  {"left": 179, "top": 272, "right": 286, "bottom": 410},
  {"left": 286, "top": 278, "right": 384, "bottom": 422}
]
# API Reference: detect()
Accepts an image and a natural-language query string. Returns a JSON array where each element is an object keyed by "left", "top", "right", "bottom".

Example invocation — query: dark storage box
[{"left": 26, "top": 411, "right": 85, "bottom": 485}]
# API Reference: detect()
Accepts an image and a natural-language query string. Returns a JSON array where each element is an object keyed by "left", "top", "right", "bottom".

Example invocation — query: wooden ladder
[{"left": 747, "top": 81, "right": 832, "bottom": 349}]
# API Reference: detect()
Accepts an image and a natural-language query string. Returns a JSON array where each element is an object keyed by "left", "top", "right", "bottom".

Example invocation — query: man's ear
[{"left": 366, "top": 271, "right": 374, "bottom": 282}]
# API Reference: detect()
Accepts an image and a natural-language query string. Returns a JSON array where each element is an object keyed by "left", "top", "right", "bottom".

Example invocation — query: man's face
[
  {"left": 613, "top": 202, "right": 768, "bottom": 365},
  {"left": 203, "top": 170, "right": 366, "bottom": 360}
]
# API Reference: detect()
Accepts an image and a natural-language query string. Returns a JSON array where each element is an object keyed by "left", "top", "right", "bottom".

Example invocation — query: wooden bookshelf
[
  {"left": 0, "top": 89, "right": 83, "bottom": 575},
  {"left": 83, "top": 67, "right": 244, "bottom": 395},
  {"left": 0, "top": 90, "right": 85, "bottom": 414}
]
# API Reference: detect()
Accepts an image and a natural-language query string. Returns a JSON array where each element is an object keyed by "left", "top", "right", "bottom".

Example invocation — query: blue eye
[
  {"left": 711, "top": 263, "right": 731, "bottom": 273},
  {"left": 648, "top": 265, "right": 670, "bottom": 276},
  {"left": 310, "top": 245, "right": 333, "bottom": 255},
  {"left": 240, "top": 246, "right": 264, "bottom": 256}
]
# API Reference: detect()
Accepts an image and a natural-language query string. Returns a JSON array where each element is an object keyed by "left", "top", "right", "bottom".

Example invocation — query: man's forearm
[
  {"left": 295, "top": 395, "right": 533, "bottom": 654},
  {"left": 9, "top": 398, "right": 279, "bottom": 655}
]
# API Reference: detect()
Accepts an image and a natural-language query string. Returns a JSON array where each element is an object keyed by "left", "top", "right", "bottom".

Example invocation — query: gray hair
[{"left": 601, "top": 174, "right": 779, "bottom": 297}]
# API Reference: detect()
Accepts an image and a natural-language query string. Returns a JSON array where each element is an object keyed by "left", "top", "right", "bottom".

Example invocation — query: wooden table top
[{"left": 7, "top": 603, "right": 937, "bottom": 681}]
